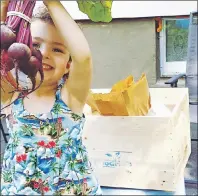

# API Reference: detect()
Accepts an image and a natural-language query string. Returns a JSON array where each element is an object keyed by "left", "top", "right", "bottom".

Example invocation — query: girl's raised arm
[{"left": 44, "top": 1, "right": 92, "bottom": 106}]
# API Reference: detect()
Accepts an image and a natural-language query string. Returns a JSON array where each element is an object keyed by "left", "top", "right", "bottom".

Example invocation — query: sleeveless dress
[{"left": 1, "top": 78, "right": 102, "bottom": 195}]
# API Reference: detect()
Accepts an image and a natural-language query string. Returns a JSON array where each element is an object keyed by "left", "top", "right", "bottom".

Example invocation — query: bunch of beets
[{"left": 0, "top": 0, "right": 44, "bottom": 108}]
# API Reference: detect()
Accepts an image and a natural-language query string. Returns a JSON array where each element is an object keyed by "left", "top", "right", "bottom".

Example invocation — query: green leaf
[{"left": 77, "top": 0, "right": 113, "bottom": 23}]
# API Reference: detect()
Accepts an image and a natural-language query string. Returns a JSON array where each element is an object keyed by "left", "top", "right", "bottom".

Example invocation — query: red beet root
[
  {"left": 1, "top": 0, "right": 45, "bottom": 112},
  {"left": 0, "top": 24, "right": 16, "bottom": 49},
  {"left": 28, "top": 66, "right": 44, "bottom": 92},
  {"left": 1, "top": 50, "right": 15, "bottom": 73},
  {"left": 29, "top": 56, "right": 41, "bottom": 74},
  {"left": 8, "top": 43, "right": 31, "bottom": 61},
  {"left": 32, "top": 48, "right": 42, "bottom": 61},
  {"left": 17, "top": 58, "right": 29, "bottom": 75},
  {"left": 28, "top": 56, "right": 44, "bottom": 90}
]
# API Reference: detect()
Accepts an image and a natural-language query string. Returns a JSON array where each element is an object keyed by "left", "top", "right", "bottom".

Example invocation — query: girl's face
[{"left": 30, "top": 20, "right": 70, "bottom": 85}]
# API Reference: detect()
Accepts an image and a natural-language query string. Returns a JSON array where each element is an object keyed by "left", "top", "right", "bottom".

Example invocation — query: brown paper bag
[
  {"left": 109, "top": 92, "right": 129, "bottom": 116},
  {"left": 92, "top": 93, "right": 112, "bottom": 115},
  {"left": 124, "top": 73, "right": 151, "bottom": 116},
  {"left": 86, "top": 90, "right": 101, "bottom": 113},
  {"left": 86, "top": 73, "right": 151, "bottom": 116},
  {"left": 111, "top": 75, "right": 134, "bottom": 92},
  {"left": 93, "top": 92, "right": 129, "bottom": 116}
]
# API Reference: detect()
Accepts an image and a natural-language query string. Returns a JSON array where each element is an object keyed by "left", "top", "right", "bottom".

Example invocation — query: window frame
[{"left": 160, "top": 17, "right": 189, "bottom": 77}]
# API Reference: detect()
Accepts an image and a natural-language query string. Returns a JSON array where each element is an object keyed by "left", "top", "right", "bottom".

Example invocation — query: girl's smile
[{"left": 42, "top": 63, "right": 53, "bottom": 71}]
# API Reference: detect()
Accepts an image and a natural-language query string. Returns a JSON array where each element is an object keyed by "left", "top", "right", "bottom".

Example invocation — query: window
[{"left": 160, "top": 18, "right": 190, "bottom": 76}]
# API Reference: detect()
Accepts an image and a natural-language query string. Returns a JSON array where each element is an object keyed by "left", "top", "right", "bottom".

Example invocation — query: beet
[
  {"left": 28, "top": 56, "right": 40, "bottom": 75},
  {"left": 0, "top": 0, "right": 45, "bottom": 111},
  {"left": 29, "top": 66, "right": 44, "bottom": 92},
  {"left": 17, "top": 58, "right": 29, "bottom": 75},
  {"left": 28, "top": 56, "right": 42, "bottom": 90},
  {"left": 1, "top": 50, "right": 15, "bottom": 72},
  {"left": 32, "top": 48, "right": 42, "bottom": 61},
  {"left": 0, "top": 24, "right": 16, "bottom": 49},
  {"left": 8, "top": 43, "right": 31, "bottom": 61}
]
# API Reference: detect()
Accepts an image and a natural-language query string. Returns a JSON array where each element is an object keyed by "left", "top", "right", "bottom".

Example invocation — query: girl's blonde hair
[{"left": 32, "top": 4, "right": 54, "bottom": 24}]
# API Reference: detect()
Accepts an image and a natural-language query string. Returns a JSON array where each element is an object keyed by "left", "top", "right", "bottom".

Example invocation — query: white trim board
[{"left": 34, "top": 1, "right": 197, "bottom": 20}]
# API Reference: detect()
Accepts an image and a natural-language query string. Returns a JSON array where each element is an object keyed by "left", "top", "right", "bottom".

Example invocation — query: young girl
[{"left": 1, "top": 1, "right": 102, "bottom": 195}]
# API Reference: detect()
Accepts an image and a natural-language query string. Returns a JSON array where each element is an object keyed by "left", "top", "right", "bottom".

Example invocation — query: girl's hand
[
  {"left": 43, "top": 0, "right": 60, "bottom": 7},
  {"left": 42, "top": 0, "right": 50, "bottom": 6},
  {"left": 1, "top": 0, "right": 9, "bottom": 7},
  {"left": 1, "top": 0, "right": 9, "bottom": 22}
]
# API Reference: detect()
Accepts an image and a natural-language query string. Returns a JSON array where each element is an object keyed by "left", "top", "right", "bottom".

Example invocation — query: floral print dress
[{"left": 1, "top": 79, "right": 102, "bottom": 195}]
